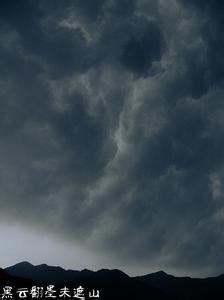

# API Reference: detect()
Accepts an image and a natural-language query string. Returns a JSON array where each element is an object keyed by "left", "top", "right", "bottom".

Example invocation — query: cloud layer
[{"left": 1, "top": 0, "right": 224, "bottom": 275}]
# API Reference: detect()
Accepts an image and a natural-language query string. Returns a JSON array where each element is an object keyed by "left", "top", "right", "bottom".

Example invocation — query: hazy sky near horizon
[{"left": 1, "top": 0, "right": 224, "bottom": 277}]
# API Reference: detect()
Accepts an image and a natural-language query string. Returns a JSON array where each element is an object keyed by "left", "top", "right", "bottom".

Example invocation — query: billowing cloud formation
[{"left": 0, "top": 0, "right": 224, "bottom": 276}]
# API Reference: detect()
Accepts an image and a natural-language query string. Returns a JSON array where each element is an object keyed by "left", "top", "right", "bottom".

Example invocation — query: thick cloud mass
[{"left": 1, "top": 0, "right": 224, "bottom": 276}]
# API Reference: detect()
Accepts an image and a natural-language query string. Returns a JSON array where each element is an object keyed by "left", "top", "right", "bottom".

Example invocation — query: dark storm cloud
[
  {"left": 179, "top": 0, "right": 224, "bottom": 98},
  {"left": 1, "top": 0, "right": 224, "bottom": 276},
  {"left": 121, "top": 20, "right": 164, "bottom": 76}
]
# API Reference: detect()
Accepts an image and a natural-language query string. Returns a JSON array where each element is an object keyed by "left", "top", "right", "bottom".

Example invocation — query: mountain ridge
[
  {"left": 6, "top": 261, "right": 224, "bottom": 280},
  {"left": 3, "top": 262, "right": 224, "bottom": 299}
]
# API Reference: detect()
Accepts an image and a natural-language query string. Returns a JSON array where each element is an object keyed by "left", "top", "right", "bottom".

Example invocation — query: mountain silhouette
[
  {"left": 6, "top": 261, "right": 83, "bottom": 283},
  {"left": 135, "top": 270, "right": 224, "bottom": 299},
  {"left": 2, "top": 262, "right": 224, "bottom": 299},
  {"left": 4, "top": 263, "right": 170, "bottom": 300}
]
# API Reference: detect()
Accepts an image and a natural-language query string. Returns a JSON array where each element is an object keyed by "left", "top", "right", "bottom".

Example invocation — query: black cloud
[
  {"left": 121, "top": 20, "right": 164, "bottom": 76},
  {"left": 0, "top": 0, "right": 224, "bottom": 276}
]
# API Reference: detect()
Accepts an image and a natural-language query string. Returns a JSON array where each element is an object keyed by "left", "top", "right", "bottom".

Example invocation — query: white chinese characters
[{"left": 0, "top": 286, "right": 99, "bottom": 300}]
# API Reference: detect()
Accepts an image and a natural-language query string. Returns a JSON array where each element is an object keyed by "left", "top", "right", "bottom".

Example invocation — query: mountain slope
[
  {"left": 5, "top": 262, "right": 224, "bottom": 299},
  {"left": 5, "top": 263, "right": 170, "bottom": 300},
  {"left": 135, "top": 271, "right": 224, "bottom": 300},
  {"left": 6, "top": 261, "right": 83, "bottom": 283}
]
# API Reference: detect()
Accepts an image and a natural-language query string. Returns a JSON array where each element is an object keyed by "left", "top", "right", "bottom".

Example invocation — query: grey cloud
[
  {"left": 120, "top": 19, "right": 165, "bottom": 76},
  {"left": 0, "top": 0, "right": 224, "bottom": 276}
]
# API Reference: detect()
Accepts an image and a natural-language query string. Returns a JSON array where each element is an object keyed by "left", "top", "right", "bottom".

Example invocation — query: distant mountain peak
[
  {"left": 80, "top": 268, "right": 93, "bottom": 274},
  {"left": 134, "top": 270, "right": 174, "bottom": 282},
  {"left": 9, "top": 261, "right": 34, "bottom": 268},
  {"left": 81, "top": 268, "right": 91, "bottom": 272},
  {"left": 153, "top": 271, "right": 169, "bottom": 276},
  {"left": 36, "top": 263, "right": 65, "bottom": 271},
  {"left": 36, "top": 263, "right": 48, "bottom": 267},
  {"left": 97, "top": 268, "right": 129, "bottom": 279}
]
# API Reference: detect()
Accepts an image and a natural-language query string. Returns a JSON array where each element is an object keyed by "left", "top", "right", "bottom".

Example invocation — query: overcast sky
[{"left": 0, "top": 0, "right": 224, "bottom": 277}]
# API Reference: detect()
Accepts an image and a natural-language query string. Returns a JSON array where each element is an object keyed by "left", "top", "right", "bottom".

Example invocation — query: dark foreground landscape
[{"left": 0, "top": 262, "right": 224, "bottom": 300}]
